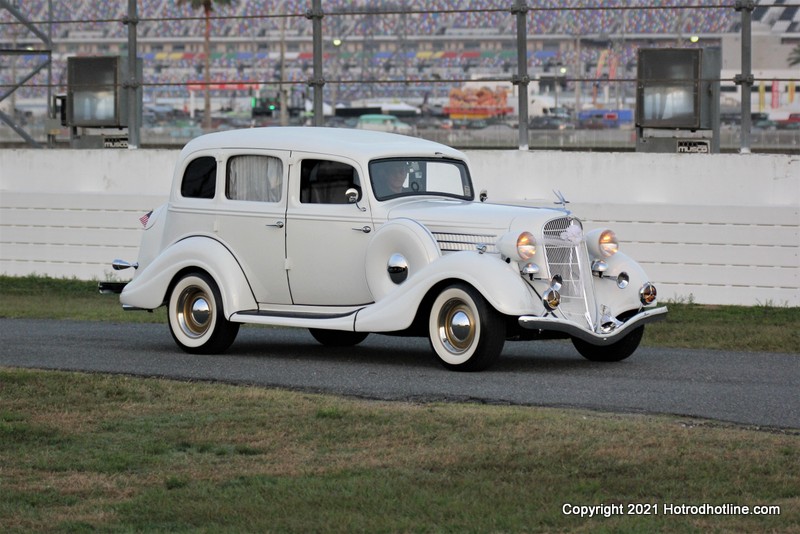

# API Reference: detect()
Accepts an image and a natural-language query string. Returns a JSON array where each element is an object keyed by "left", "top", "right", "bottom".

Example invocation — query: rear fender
[{"left": 120, "top": 236, "right": 257, "bottom": 317}]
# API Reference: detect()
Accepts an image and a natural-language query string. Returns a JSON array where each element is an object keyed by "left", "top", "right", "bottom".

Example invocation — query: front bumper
[{"left": 518, "top": 306, "right": 668, "bottom": 345}]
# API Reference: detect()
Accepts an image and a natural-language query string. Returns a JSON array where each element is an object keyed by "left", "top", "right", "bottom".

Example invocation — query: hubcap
[
  {"left": 177, "top": 287, "right": 213, "bottom": 338},
  {"left": 437, "top": 299, "right": 476, "bottom": 354},
  {"left": 191, "top": 297, "right": 210, "bottom": 326},
  {"left": 449, "top": 311, "right": 471, "bottom": 342}
]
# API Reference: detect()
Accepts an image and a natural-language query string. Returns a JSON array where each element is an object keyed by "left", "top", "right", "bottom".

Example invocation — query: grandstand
[{"left": 1, "top": 1, "right": 798, "bottom": 118}]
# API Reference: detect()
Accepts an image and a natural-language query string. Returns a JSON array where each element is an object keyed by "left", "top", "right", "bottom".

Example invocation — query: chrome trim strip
[
  {"left": 518, "top": 306, "right": 668, "bottom": 345},
  {"left": 236, "top": 309, "right": 360, "bottom": 320}
]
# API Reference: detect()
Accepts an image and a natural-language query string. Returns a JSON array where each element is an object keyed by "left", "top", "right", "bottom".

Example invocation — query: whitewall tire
[
  {"left": 168, "top": 272, "right": 239, "bottom": 354},
  {"left": 428, "top": 284, "right": 505, "bottom": 371}
]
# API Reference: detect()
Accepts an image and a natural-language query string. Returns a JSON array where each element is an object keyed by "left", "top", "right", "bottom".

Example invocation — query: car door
[
  {"left": 215, "top": 151, "right": 292, "bottom": 305},
  {"left": 285, "top": 157, "right": 374, "bottom": 306}
]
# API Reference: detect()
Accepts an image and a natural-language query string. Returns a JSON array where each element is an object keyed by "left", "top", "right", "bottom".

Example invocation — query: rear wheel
[
  {"left": 428, "top": 284, "right": 505, "bottom": 371},
  {"left": 572, "top": 326, "right": 644, "bottom": 362},
  {"left": 309, "top": 329, "right": 369, "bottom": 347},
  {"left": 168, "top": 272, "right": 239, "bottom": 354}
]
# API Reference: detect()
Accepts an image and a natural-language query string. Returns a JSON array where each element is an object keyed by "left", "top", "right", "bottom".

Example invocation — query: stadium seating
[{"left": 0, "top": 1, "right": 794, "bottom": 104}]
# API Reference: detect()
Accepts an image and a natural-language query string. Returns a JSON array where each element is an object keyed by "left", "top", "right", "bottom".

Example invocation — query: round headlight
[
  {"left": 497, "top": 231, "right": 537, "bottom": 261},
  {"left": 516, "top": 232, "right": 536, "bottom": 260},
  {"left": 598, "top": 229, "right": 619, "bottom": 257}
]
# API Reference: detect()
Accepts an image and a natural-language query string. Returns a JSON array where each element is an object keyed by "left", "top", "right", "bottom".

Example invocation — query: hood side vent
[{"left": 432, "top": 232, "right": 498, "bottom": 254}]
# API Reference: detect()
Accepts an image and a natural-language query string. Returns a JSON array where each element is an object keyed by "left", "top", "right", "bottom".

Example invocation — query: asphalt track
[{"left": 1, "top": 318, "right": 797, "bottom": 430}]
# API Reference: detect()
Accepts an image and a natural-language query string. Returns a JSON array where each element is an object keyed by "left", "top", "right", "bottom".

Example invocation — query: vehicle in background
[
  {"left": 777, "top": 113, "right": 800, "bottom": 129},
  {"left": 529, "top": 115, "right": 575, "bottom": 130},
  {"left": 355, "top": 114, "right": 415, "bottom": 135}
]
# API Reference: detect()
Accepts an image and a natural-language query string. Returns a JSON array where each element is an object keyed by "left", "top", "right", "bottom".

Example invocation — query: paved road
[{"left": 1, "top": 318, "right": 797, "bottom": 429}]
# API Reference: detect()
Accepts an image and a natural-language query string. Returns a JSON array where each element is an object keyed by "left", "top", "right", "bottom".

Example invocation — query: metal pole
[
  {"left": 124, "top": 0, "right": 140, "bottom": 148},
  {"left": 279, "top": 3, "right": 288, "bottom": 126},
  {"left": 735, "top": 1, "right": 754, "bottom": 154},
  {"left": 512, "top": 0, "right": 529, "bottom": 150},
  {"left": 47, "top": 0, "right": 54, "bottom": 147},
  {"left": 307, "top": 0, "right": 324, "bottom": 126}
]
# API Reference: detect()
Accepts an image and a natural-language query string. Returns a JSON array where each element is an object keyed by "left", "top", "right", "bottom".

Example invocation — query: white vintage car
[{"left": 112, "top": 127, "right": 666, "bottom": 371}]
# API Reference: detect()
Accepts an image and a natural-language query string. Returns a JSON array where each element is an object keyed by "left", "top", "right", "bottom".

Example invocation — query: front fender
[
  {"left": 592, "top": 251, "right": 654, "bottom": 313},
  {"left": 355, "top": 251, "right": 541, "bottom": 332},
  {"left": 120, "top": 236, "right": 257, "bottom": 317}
]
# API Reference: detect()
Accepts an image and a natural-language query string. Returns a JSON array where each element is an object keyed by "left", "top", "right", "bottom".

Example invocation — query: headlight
[
  {"left": 598, "top": 229, "right": 618, "bottom": 257},
  {"left": 586, "top": 228, "right": 620, "bottom": 259},
  {"left": 498, "top": 231, "right": 536, "bottom": 261},
  {"left": 516, "top": 232, "right": 536, "bottom": 260}
]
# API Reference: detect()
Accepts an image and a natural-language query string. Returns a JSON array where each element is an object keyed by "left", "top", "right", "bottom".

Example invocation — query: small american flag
[{"left": 139, "top": 210, "right": 153, "bottom": 227}]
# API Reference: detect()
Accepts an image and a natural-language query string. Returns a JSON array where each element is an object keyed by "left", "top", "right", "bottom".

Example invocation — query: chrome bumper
[{"left": 518, "top": 306, "right": 668, "bottom": 345}]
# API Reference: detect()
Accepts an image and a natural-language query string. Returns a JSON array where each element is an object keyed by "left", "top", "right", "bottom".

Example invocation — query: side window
[
  {"left": 181, "top": 156, "right": 216, "bottom": 199},
  {"left": 226, "top": 155, "right": 283, "bottom": 202},
  {"left": 299, "top": 159, "right": 361, "bottom": 204}
]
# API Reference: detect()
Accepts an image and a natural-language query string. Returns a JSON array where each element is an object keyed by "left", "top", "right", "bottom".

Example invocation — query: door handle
[
  {"left": 352, "top": 225, "right": 371, "bottom": 234},
  {"left": 266, "top": 220, "right": 284, "bottom": 228}
]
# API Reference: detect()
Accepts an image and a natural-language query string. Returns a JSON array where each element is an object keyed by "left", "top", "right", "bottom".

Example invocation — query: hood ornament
[{"left": 553, "top": 190, "right": 571, "bottom": 212}]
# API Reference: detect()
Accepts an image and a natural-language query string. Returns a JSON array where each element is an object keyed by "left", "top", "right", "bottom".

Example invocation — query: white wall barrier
[{"left": 1, "top": 148, "right": 798, "bottom": 306}]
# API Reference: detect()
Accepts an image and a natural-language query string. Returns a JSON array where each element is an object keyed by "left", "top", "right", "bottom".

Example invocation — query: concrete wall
[{"left": 1, "top": 148, "right": 798, "bottom": 306}]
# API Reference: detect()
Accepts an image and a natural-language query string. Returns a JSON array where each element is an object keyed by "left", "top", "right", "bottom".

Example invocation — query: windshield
[{"left": 369, "top": 158, "right": 473, "bottom": 201}]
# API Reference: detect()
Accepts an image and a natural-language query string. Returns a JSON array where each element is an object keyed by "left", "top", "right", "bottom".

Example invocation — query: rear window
[
  {"left": 226, "top": 155, "right": 283, "bottom": 202},
  {"left": 180, "top": 156, "right": 216, "bottom": 199}
]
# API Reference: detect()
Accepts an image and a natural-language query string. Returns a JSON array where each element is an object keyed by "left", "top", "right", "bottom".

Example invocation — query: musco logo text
[
  {"left": 104, "top": 136, "right": 129, "bottom": 148},
  {"left": 677, "top": 140, "right": 710, "bottom": 154}
]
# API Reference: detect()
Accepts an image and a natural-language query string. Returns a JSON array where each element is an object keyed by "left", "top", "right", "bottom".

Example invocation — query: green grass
[
  {"left": 0, "top": 368, "right": 797, "bottom": 533},
  {"left": 1, "top": 275, "right": 798, "bottom": 531},
  {"left": 1, "top": 275, "right": 798, "bottom": 353}
]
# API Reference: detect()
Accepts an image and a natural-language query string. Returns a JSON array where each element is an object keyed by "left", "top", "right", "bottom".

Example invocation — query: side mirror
[
  {"left": 345, "top": 187, "right": 366, "bottom": 212},
  {"left": 345, "top": 188, "right": 360, "bottom": 204},
  {"left": 480, "top": 189, "right": 488, "bottom": 202}
]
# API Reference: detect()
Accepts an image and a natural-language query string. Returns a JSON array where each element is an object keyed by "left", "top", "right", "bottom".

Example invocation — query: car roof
[{"left": 179, "top": 126, "right": 465, "bottom": 162}]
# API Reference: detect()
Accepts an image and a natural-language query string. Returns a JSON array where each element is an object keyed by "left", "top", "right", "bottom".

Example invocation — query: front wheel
[
  {"left": 428, "top": 284, "right": 505, "bottom": 371},
  {"left": 572, "top": 326, "right": 644, "bottom": 362},
  {"left": 168, "top": 272, "right": 239, "bottom": 354}
]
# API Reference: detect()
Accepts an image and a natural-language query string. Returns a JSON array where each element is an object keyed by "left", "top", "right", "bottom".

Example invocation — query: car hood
[{"left": 385, "top": 198, "right": 569, "bottom": 235}]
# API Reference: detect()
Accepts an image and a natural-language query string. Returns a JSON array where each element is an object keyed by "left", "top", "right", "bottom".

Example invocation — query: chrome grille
[
  {"left": 542, "top": 217, "right": 592, "bottom": 327},
  {"left": 433, "top": 232, "right": 497, "bottom": 253}
]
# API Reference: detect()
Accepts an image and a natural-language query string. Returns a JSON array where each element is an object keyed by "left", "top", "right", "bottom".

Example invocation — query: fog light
[
  {"left": 591, "top": 260, "right": 608, "bottom": 276},
  {"left": 521, "top": 262, "right": 540, "bottom": 276},
  {"left": 639, "top": 282, "right": 657, "bottom": 305},
  {"left": 542, "top": 288, "right": 561, "bottom": 311}
]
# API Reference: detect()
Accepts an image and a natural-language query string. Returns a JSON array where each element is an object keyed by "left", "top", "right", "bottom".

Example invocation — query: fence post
[
  {"left": 734, "top": 0, "right": 754, "bottom": 154},
  {"left": 307, "top": 0, "right": 325, "bottom": 126},
  {"left": 512, "top": 0, "right": 529, "bottom": 150},
  {"left": 123, "top": 0, "right": 140, "bottom": 148}
]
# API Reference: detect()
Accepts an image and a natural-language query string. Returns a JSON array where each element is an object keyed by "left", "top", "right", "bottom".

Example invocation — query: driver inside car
[{"left": 374, "top": 160, "right": 409, "bottom": 198}]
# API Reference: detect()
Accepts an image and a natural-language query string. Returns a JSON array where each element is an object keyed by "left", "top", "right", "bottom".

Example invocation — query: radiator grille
[
  {"left": 542, "top": 217, "right": 592, "bottom": 327},
  {"left": 433, "top": 232, "right": 497, "bottom": 253}
]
